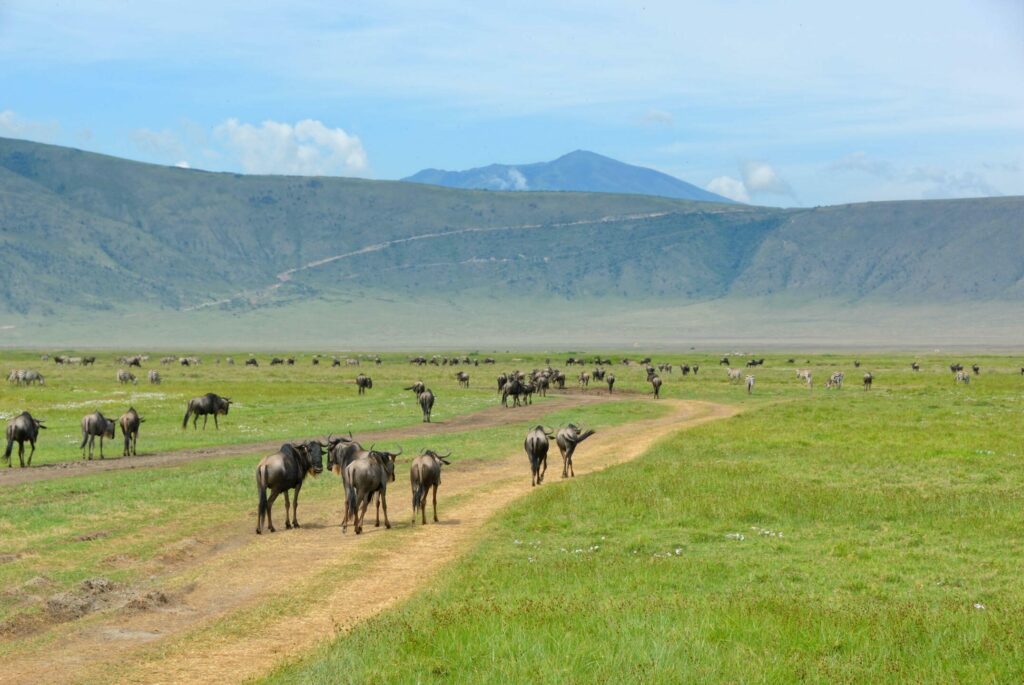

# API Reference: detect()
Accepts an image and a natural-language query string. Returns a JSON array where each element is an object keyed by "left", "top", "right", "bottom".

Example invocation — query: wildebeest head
[
  {"left": 218, "top": 397, "right": 232, "bottom": 415},
  {"left": 420, "top": 448, "right": 451, "bottom": 465},
  {"left": 369, "top": 444, "right": 402, "bottom": 482},
  {"left": 301, "top": 440, "right": 328, "bottom": 476}
]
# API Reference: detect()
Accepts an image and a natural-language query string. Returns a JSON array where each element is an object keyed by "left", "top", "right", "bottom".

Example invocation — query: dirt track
[
  {"left": 0, "top": 389, "right": 627, "bottom": 488},
  {"left": 0, "top": 398, "right": 736, "bottom": 685}
]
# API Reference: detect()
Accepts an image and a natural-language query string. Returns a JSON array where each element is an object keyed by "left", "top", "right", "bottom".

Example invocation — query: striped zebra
[
  {"left": 745, "top": 375, "right": 755, "bottom": 394},
  {"left": 955, "top": 371, "right": 970, "bottom": 385},
  {"left": 825, "top": 371, "right": 844, "bottom": 389}
]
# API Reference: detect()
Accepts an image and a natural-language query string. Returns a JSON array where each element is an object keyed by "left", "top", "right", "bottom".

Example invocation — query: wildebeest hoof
[
  {"left": 293, "top": 522, "right": 300, "bottom": 528},
  {"left": 285, "top": 522, "right": 292, "bottom": 529},
  {"left": 385, "top": 523, "right": 391, "bottom": 529},
  {"left": 269, "top": 526, "right": 276, "bottom": 533},
  {"left": 256, "top": 528, "right": 262, "bottom": 535}
]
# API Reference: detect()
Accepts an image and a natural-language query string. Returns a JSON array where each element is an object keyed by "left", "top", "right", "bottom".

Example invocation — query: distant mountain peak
[{"left": 402, "top": 151, "right": 735, "bottom": 203}]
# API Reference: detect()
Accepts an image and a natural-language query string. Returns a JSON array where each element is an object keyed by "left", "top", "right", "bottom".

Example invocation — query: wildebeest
[
  {"left": 692, "top": 365, "right": 699, "bottom": 375},
  {"left": 556, "top": 424, "right": 595, "bottom": 478},
  {"left": 405, "top": 381, "right": 426, "bottom": 395},
  {"left": 410, "top": 449, "right": 451, "bottom": 525},
  {"left": 720, "top": 356, "right": 730, "bottom": 366},
  {"left": 356, "top": 374, "right": 373, "bottom": 395},
  {"left": 854, "top": 360, "right": 861, "bottom": 368},
  {"left": 286, "top": 357, "right": 295, "bottom": 366},
  {"left": 649, "top": 374, "right": 662, "bottom": 398},
  {"left": 593, "top": 367, "right": 605, "bottom": 381},
  {"left": 270, "top": 357, "right": 284, "bottom": 366},
  {"left": 455, "top": 371, "right": 470, "bottom": 388},
  {"left": 911, "top": 362, "right": 920, "bottom": 372},
  {"left": 418, "top": 389, "right": 435, "bottom": 422},
  {"left": 950, "top": 363, "right": 964, "bottom": 373},
  {"left": 343, "top": 447, "right": 400, "bottom": 534},
  {"left": 148, "top": 370, "right": 161, "bottom": 384},
  {"left": 117, "top": 369, "right": 137, "bottom": 385},
  {"left": 80, "top": 411, "right": 116, "bottom": 460},
  {"left": 312, "top": 357, "right": 319, "bottom": 366},
  {"left": 245, "top": 358, "right": 259, "bottom": 367},
  {"left": 4, "top": 412, "right": 45, "bottom": 467},
  {"left": 182, "top": 393, "right": 232, "bottom": 430},
  {"left": 606, "top": 373, "right": 615, "bottom": 393},
  {"left": 502, "top": 377, "right": 525, "bottom": 407},
  {"left": 226, "top": 357, "right": 235, "bottom": 365},
  {"left": 745, "top": 375, "right": 755, "bottom": 394},
  {"left": 972, "top": 364, "right": 980, "bottom": 376},
  {"left": 497, "top": 373, "right": 508, "bottom": 392},
  {"left": 255, "top": 440, "right": 328, "bottom": 534},
  {"left": 578, "top": 372, "right": 590, "bottom": 387},
  {"left": 119, "top": 407, "right": 144, "bottom": 456},
  {"left": 863, "top": 372, "right": 873, "bottom": 390},
  {"left": 524, "top": 425, "right": 554, "bottom": 486}
]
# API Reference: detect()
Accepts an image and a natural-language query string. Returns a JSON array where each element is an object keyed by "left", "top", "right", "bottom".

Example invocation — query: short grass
[{"left": 265, "top": 355, "right": 1024, "bottom": 683}]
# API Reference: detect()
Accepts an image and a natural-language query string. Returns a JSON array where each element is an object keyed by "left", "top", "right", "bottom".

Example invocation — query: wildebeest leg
[
  {"left": 202, "top": 414, "right": 208, "bottom": 430},
  {"left": 266, "top": 490, "right": 280, "bottom": 532},
  {"left": 27, "top": 440, "right": 34, "bottom": 467},
  {"left": 283, "top": 490, "right": 292, "bottom": 529},
  {"left": 560, "top": 445, "right": 568, "bottom": 478},
  {"left": 291, "top": 484, "right": 302, "bottom": 528},
  {"left": 432, "top": 484, "right": 438, "bottom": 523},
  {"left": 99, "top": 435, "right": 105, "bottom": 459},
  {"left": 568, "top": 446, "right": 575, "bottom": 478},
  {"left": 375, "top": 493, "right": 382, "bottom": 527},
  {"left": 539, "top": 454, "right": 547, "bottom": 483},
  {"left": 214, "top": 414, "right": 220, "bottom": 429},
  {"left": 355, "top": 493, "right": 371, "bottom": 534},
  {"left": 380, "top": 491, "right": 391, "bottom": 529}
]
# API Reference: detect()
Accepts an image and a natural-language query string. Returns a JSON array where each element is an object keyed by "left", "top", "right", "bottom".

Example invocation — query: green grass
[{"left": 264, "top": 356, "right": 1024, "bottom": 683}]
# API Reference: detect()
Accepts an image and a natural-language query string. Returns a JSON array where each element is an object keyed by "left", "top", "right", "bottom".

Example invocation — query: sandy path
[
  {"left": 0, "top": 399, "right": 736, "bottom": 685},
  {"left": 0, "top": 389, "right": 629, "bottom": 488}
]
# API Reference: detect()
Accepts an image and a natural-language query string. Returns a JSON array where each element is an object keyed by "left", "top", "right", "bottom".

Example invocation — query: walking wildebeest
[
  {"left": 327, "top": 438, "right": 397, "bottom": 528},
  {"left": 455, "top": 371, "right": 470, "bottom": 388},
  {"left": 405, "top": 381, "right": 426, "bottom": 395},
  {"left": 343, "top": 447, "right": 400, "bottom": 534},
  {"left": 497, "top": 373, "right": 508, "bottom": 392},
  {"left": 356, "top": 374, "right": 373, "bottom": 395},
  {"left": 4, "top": 412, "right": 45, "bottom": 467},
  {"left": 556, "top": 424, "right": 595, "bottom": 478},
  {"left": 418, "top": 389, "right": 435, "bottom": 422},
  {"left": 410, "top": 449, "right": 451, "bottom": 525},
  {"left": 863, "top": 372, "right": 873, "bottom": 390},
  {"left": 119, "top": 407, "right": 144, "bottom": 456},
  {"left": 148, "top": 370, "right": 161, "bottom": 384},
  {"left": 80, "top": 411, "right": 116, "bottom": 460},
  {"left": 117, "top": 369, "right": 137, "bottom": 385},
  {"left": 649, "top": 374, "right": 662, "bottom": 398},
  {"left": 606, "top": 373, "right": 615, "bottom": 393},
  {"left": 182, "top": 393, "right": 232, "bottom": 429},
  {"left": 524, "top": 425, "right": 554, "bottom": 486},
  {"left": 255, "top": 440, "right": 328, "bottom": 534}
]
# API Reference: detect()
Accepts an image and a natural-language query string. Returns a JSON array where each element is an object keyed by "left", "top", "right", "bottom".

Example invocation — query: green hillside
[{"left": 0, "top": 137, "right": 1021, "bottom": 346}]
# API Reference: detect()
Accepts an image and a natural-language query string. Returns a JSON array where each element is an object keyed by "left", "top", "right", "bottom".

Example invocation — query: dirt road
[{"left": 0, "top": 399, "right": 736, "bottom": 685}]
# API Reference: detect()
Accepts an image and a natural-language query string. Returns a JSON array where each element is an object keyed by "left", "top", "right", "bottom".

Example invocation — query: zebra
[
  {"left": 825, "top": 372, "right": 844, "bottom": 389},
  {"left": 745, "top": 375, "right": 755, "bottom": 394}
]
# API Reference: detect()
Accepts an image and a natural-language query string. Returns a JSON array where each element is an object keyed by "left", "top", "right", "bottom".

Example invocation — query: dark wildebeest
[
  {"left": 343, "top": 447, "right": 400, "bottom": 534},
  {"left": 455, "top": 371, "right": 470, "bottom": 388},
  {"left": 182, "top": 393, "right": 232, "bottom": 430},
  {"left": 972, "top": 364, "right": 980, "bottom": 376},
  {"left": 255, "top": 440, "right": 328, "bottom": 534},
  {"left": 693, "top": 365, "right": 700, "bottom": 375},
  {"left": 410, "top": 449, "right": 451, "bottom": 525},
  {"left": 405, "top": 381, "right": 426, "bottom": 395},
  {"left": 854, "top": 360, "right": 861, "bottom": 368},
  {"left": 911, "top": 362, "right": 921, "bottom": 372},
  {"left": 270, "top": 357, "right": 284, "bottom": 366},
  {"left": 418, "top": 389, "right": 435, "bottom": 422},
  {"left": 497, "top": 373, "right": 508, "bottom": 392},
  {"left": 356, "top": 374, "right": 373, "bottom": 395},
  {"left": 556, "top": 424, "right": 595, "bottom": 478},
  {"left": 863, "top": 372, "right": 873, "bottom": 390},
  {"left": 119, "top": 407, "right": 144, "bottom": 456},
  {"left": 720, "top": 356, "right": 730, "bottom": 366},
  {"left": 524, "top": 425, "right": 554, "bottom": 487},
  {"left": 245, "top": 358, "right": 259, "bottom": 367},
  {"left": 502, "top": 377, "right": 524, "bottom": 407},
  {"left": 4, "top": 412, "right": 45, "bottom": 467},
  {"left": 312, "top": 357, "right": 320, "bottom": 366},
  {"left": 82, "top": 356, "right": 96, "bottom": 366},
  {"left": 578, "top": 372, "right": 590, "bottom": 387},
  {"left": 607, "top": 373, "right": 615, "bottom": 393},
  {"left": 286, "top": 357, "right": 295, "bottom": 366},
  {"left": 593, "top": 367, "right": 605, "bottom": 381},
  {"left": 649, "top": 374, "right": 663, "bottom": 398},
  {"left": 80, "top": 411, "right": 116, "bottom": 460}
]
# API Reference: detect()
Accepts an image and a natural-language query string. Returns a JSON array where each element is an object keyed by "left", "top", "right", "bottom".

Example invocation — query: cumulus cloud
[
  {"left": 174, "top": 160, "right": 191, "bottom": 168},
  {"left": 642, "top": 108, "right": 674, "bottom": 127},
  {"left": 827, "top": 151, "right": 893, "bottom": 178},
  {"left": 742, "top": 161, "right": 791, "bottom": 195},
  {"left": 483, "top": 168, "right": 529, "bottom": 190},
  {"left": 213, "top": 118, "right": 367, "bottom": 176},
  {"left": 0, "top": 110, "right": 60, "bottom": 143},
  {"left": 706, "top": 176, "right": 750, "bottom": 203}
]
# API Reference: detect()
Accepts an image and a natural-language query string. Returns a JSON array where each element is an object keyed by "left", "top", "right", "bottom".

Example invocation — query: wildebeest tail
[
  {"left": 412, "top": 468, "right": 426, "bottom": 512},
  {"left": 182, "top": 402, "right": 192, "bottom": 429},
  {"left": 3, "top": 438, "right": 12, "bottom": 461},
  {"left": 345, "top": 483, "right": 358, "bottom": 523}
]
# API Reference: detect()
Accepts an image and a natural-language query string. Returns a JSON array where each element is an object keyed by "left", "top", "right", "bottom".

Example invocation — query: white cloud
[
  {"left": 706, "top": 176, "right": 749, "bottom": 203},
  {"left": 742, "top": 161, "right": 791, "bottom": 195},
  {"left": 642, "top": 109, "right": 674, "bottom": 127},
  {"left": 174, "top": 160, "right": 191, "bottom": 168},
  {"left": 482, "top": 168, "right": 529, "bottom": 190},
  {"left": 0, "top": 110, "right": 60, "bottom": 143},
  {"left": 213, "top": 118, "right": 367, "bottom": 176}
]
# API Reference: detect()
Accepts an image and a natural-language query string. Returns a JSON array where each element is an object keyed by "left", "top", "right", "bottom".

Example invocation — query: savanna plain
[{"left": 0, "top": 349, "right": 1022, "bottom": 684}]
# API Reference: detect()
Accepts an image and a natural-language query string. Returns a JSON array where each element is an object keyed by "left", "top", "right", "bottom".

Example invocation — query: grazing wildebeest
[
  {"left": 745, "top": 375, "right": 755, "bottom": 394},
  {"left": 182, "top": 393, "right": 232, "bottom": 429},
  {"left": 119, "top": 407, "right": 144, "bottom": 456},
  {"left": 720, "top": 356, "right": 730, "bottom": 366},
  {"left": 606, "top": 373, "right": 615, "bottom": 393},
  {"left": 524, "top": 425, "right": 554, "bottom": 486},
  {"left": 4, "top": 412, "right": 45, "bottom": 467},
  {"left": 356, "top": 374, "right": 373, "bottom": 395},
  {"left": 578, "top": 372, "right": 590, "bottom": 387},
  {"left": 556, "top": 424, "right": 595, "bottom": 478},
  {"left": 418, "top": 389, "right": 435, "bottom": 422},
  {"left": 972, "top": 364, "right": 980, "bottom": 376},
  {"left": 950, "top": 363, "right": 964, "bottom": 373},
  {"left": 80, "top": 411, "right": 116, "bottom": 459},
  {"left": 255, "top": 440, "right": 328, "bottom": 534},
  {"left": 270, "top": 357, "right": 284, "bottom": 366},
  {"left": 405, "top": 381, "right": 426, "bottom": 395},
  {"left": 245, "top": 358, "right": 259, "bottom": 367},
  {"left": 863, "top": 372, "right": 873, "bottom": 390},
  {"left": 286, "top": 357, "right": 295, "bottom": 366},
  {"left": 727, "top": 368, "right": 742, "bottom": 383},
  {"left": 148, "top": 370, "right": 161, "bottom": 384},
  {"left": 117, "top": 369, "right": 137, "bottom": 385},
  {"left": 455, "top": 371, "right": 470, "bottom": 388},
  {"left": 82, "top": 356, "right": 96, "bottom": 366},
  {"left": 343, "top": 447, "right": 400, "bottom": 534},
  {"left": 22, "top": 370, "right": 44, "bottom": 386},
  {"left": 911, "top": 362, "right": 921, "bottom": 372},
  {"left": 410, "top": 449, "right": 451, "bottom": 525},
  {"left": 649, "top": 374, "right": 662, "bottom": 398}
]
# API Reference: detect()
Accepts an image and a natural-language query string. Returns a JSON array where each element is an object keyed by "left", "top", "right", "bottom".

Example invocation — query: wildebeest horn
[
  {"left": 440, "top": 450, "right": 452, "bottom": 458},
  {"left": 392, "top": 445, "right": 403, "bottom": 457}
]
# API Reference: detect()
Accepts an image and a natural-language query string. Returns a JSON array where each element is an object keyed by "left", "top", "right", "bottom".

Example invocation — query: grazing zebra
[
  {"left": 863, "top": 372, "right": 873, "bottom": 390},
  {"left": 117, "top": 369, "right": 137, "bottom": 385},
  {"left": 727, "top": 368, "right": 742, "bottom": 383},
  {"left": 825, "top": 372, "right": 844, "bottom": 389},
  {"left": 955, "top": 371, "right": 970, "bottom": 385},
  {"left": 148, "top": 370, "right": 161, "bottom": 384},
  {"left": 745, "top": 375, "right": 755, "bottom": 394}
]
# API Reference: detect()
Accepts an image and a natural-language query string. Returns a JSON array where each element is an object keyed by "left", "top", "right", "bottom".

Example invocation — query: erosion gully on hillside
[{"left": 1, "top": 397, "right": 736, "bottom": 685}]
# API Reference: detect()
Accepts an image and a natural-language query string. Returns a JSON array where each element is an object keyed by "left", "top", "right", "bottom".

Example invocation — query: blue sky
[{"left": 1, "top": 0, "right": 1022, "bottom": 206}]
